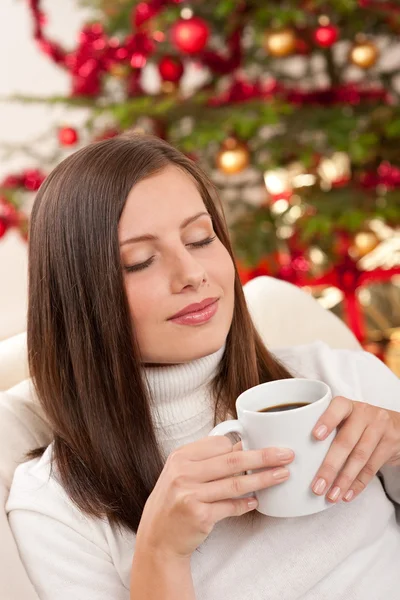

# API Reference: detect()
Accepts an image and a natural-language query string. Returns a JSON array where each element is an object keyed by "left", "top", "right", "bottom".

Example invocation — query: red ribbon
[{"left": 238, "top": 256, "right": 400, "bottom": 343}]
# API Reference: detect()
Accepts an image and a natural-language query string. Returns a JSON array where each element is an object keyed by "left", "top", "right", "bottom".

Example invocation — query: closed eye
[
  {"left": 187, "top": 235, "right": 217, "bottom": 249},
  {"left": 124, "top": 235, "right": 217, "bottom": 273}
]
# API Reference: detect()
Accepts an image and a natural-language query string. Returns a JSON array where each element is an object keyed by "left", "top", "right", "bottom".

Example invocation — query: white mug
[{"left": 208, "top": 378, "right": 336, "bottom": 518}]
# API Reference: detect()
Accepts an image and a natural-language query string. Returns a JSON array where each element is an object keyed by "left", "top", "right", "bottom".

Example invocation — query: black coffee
[{"left": 258, "top": 402, "right": 309, "bottom": 413}]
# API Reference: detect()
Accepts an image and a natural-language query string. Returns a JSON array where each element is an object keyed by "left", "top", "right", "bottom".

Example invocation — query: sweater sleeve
[{"left": 6, "top": 455, "right": 129, "bottom": 600}]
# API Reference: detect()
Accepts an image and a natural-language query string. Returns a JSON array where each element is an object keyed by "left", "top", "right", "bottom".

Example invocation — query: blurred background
[{"left": 0, "top": 0, "right": 399, "bottom": 373}]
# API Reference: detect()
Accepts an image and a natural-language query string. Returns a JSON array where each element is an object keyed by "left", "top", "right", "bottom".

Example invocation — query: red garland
[
  {"left": 208, "top": 78, "right": 390, "bottom": 106},
  {"left": 0, "top": 169, "right": 47, "bottom": 240},
  {"left": 28, "top": 0, "right": 245, "bottom": 94},
  {"left": 27, "top": 0, "right": 156, "bottom": 96},
  {"left": 1, "top": 170, "right": 46, "bottom": 192},
  {"left": 359, "top": 161, "right": 400, "bottom": 189}
]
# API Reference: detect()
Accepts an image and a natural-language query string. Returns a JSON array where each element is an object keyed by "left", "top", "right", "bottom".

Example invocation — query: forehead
[{"left": 119, "top": 165, "right": 207, "bottom": 238}]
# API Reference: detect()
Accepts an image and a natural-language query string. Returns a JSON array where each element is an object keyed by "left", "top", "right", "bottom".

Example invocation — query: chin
[{"left": 145, "top": 327, "right": 228, "bottom": 364}]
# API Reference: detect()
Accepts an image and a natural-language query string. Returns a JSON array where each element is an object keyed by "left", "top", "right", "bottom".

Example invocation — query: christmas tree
[{"left": 1, "top": 0, "right": 400, "bottom": 360}]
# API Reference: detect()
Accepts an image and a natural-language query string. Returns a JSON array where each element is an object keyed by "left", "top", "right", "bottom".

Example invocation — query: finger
[
  {"left": 194, "top": 447, "right": 294, "bottom": 483},
  {"left": 312, "top": 396, "right": 354, "bottom": 440},
  {"left": 172, "top": 435, "right": 235, "bottom": 461},
  {"left": 210, "top": 496, "right": 259, "bottom": 523},
  {"left": 328, "top": 422, "right": 385, "bottom": 501},
  {"left": 199, "top": 466, "right": 290, "bottom": 502},
  {"left": 311, "top": 417, "right": 366, "bottom": 498},
  {"left": 343, "top": 438, "right": 392, "bottom": 503},
  {"left": 325, "top": 425, "right": 383, "bottom": 503}
]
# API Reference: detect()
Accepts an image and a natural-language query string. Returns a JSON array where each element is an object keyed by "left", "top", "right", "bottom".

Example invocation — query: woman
[{"left": 6, "top": 132, "right": 400, "bottom": 600}]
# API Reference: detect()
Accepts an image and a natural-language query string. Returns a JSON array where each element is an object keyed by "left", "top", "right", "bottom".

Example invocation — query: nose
[{"left": 169, "top": 247, "right": 207, "bottom": 293}]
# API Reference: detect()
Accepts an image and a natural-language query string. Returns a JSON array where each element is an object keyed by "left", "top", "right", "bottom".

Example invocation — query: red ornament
[
  {"left": 314, "top": 24, "right": 339, "bottom": 47},
  {"left": 170, "top": 17, "right": 210, "bottom": 54},
  {"left": 58, "top": 127, "right": 79, "bottom": 146},
  {"left": 158, "top": 55, "right": 184, "bottom": 82},
  {"left": 132, "top": 2, "right": 160, "bottom": 28},
  {"left": 23, "top": 169, "right": 46, "bottom": 191},
  {"left": 124, "top": 32, "right": 155, "bottom": 69}
]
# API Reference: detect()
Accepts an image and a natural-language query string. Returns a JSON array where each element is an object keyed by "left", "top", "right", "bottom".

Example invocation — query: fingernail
[
  {"left": 313, "top": 478, "right": 327, "bottom": 495},
  {"left": 248, "top": 499, "right": 258, "bottom": 509},
  {"left": 328, "top": 486, "right": 341, "bottom": 502},
  {"left": 277, "top": 449, "right": 294, "bottom": 461},
  {"left": 315, "top": 425, "right": 328, "bottom": 439},
  {"left": 272, "top": 468, "right": 290, "bottom": 480},
  {"left": 344, "top": 490, "right": 354, "bottom": 502}
]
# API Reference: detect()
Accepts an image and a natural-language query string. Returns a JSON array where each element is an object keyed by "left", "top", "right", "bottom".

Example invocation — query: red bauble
[
  {"left": 132, "top": 2, "right": 159, "bottom": 28},
  {"left": 58, "top": 127, "right": 79, "bottom": 146},
  {"left": 23, "top": 169, "right": 46, "bottom": 191},
  {"left": 158, "top": 55, "right": 184, "bottom": 82},
  {"left": 314, "top": 24, "right": 339, "bottom": 47},
  {"left": 170, "top": 17, "right": 210, "bottom": 54}
]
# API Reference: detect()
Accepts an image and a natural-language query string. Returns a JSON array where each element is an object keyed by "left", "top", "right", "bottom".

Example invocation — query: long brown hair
[{"left": 27, "top": 132, "right": 292, "bottom": 533}]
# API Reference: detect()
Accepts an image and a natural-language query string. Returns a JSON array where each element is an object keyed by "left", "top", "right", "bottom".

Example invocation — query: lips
[{"left": 168, "top": 297, "right": 219, "bottom": 320}]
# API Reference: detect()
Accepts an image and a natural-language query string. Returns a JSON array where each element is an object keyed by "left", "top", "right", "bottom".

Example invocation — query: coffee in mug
[{"left": 258, "top": 402, "right": 309, "bottom": 413}]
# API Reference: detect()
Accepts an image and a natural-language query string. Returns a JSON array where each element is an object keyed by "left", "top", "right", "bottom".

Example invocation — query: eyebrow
[{"left": 120, "top": 211, "right": 211, "bottom": 246}]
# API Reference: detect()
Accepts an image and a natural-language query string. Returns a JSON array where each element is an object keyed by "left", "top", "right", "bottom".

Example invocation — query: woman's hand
[
  {"left": 311, "top": 396, "right": 400, "bottom": 503},
  {"left": 135, "top": 436, "right": 294, "bottom": 561}
]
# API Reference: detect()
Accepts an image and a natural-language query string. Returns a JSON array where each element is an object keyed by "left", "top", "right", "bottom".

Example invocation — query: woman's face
[{"left": 119, "top": 165, "right": 235, "bottom": 364}]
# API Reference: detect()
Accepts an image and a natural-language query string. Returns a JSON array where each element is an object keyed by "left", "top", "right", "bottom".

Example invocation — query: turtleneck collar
[
  {"left": 144, "top": 344, "right": 225, "bottom": 405},
  {"left": 142, "top": 344, "right": 226, "bottom": 457}
]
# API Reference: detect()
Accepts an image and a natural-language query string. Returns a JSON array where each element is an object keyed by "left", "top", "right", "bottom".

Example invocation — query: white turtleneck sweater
[{"left": 6, "top": 341, "right": 400, "bottom": 600}]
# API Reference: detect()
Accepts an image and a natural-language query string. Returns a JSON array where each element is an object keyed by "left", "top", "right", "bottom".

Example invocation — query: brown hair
[{"left": 27, "top": 132, "right": 292, "bottom": 533}]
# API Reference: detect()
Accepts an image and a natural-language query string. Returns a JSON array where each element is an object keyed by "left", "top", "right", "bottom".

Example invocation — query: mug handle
[{"left": 209, "top": 420, "right": 249, "bottom": 451}]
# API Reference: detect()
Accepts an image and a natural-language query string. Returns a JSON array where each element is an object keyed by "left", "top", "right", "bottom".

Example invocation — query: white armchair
[{"left": 0, "top": 276, "right": 361, "bottom": 600}]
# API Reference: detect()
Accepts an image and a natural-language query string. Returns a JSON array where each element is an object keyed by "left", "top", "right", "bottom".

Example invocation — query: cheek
[
  {"left": 124, "top": 277, "right": 161, "bottom": 328},
  {"left": 212, "top": 244, "right": 235, "bottom": 291}
]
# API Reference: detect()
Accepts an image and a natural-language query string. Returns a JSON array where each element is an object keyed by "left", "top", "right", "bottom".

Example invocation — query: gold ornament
[
  {"left": 109, "top": 63, "right": 130, "bottom": 79},
  {"left": 216, "top": 137, "right": 250, "bottom": 174},
  {"left": 263, "top": 28, "right": 297, "bottom": 58},
  {"left": 349, "top": 231, "right": 380, "bottom": 259},
  {"left": 161, "top": 81, "right": 178, "bottom": 94},
  {"left": 349, "top": 39, "right": 379, "bottom": 69}
]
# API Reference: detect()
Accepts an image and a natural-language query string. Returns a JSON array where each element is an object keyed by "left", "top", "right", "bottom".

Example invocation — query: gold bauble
[
  {"left": 349, "top": 40, "right": 379, "bottom": 69},
  {"left": 161, "top": 81, "right": 178, "bottom": 94},
  {"left": 109, "top": 64, "right": 130, "bottom": 79},
  {"left": 263, "top": 28, "right": 297, "bottom": 57},
  {"left": 216, "top": 137, "right": 250, "bottom": 175},
  {"left": 349, "top": 231, "right": 380, "bottom": 259}
]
